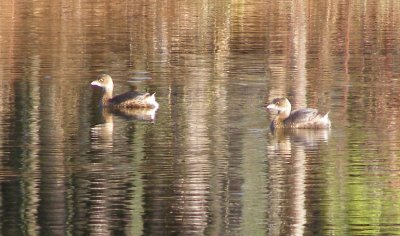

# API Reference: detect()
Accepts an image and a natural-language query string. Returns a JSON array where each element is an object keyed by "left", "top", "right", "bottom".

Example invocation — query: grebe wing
[
  {"left": 109, "top": 91, "right": 150, "bottom": 105},
  {"left": 286, "top": 108, "right": 320, "bottom": 123}
]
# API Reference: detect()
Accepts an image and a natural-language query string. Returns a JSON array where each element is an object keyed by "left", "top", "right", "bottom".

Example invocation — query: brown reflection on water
[
  {"left": 81, "top": 107, "right": 157, "bottom": 235},
  {"left": 2, "top": 0, "right": 400, "bottom": 235},
  {"left": 178, "top": 56, "right": 212, "bottom": 233},
  {"left": 86, "top": 111, "right": 115, "bottom": 236},
  {"left": 38, "top": 78, "right": 68, "bottom": 235},
  {"left": 266, "top": 0, "right": 310, "bottom": 109},
  {"left": 268, "top": 129, "right": 329, "bottom": 236}
]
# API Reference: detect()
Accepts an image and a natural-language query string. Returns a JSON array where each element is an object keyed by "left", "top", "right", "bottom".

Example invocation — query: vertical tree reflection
[
  {"left": 267, "top": 129, "right": 330, "bottom": 235},
  {"left": 2, "top": 0, "right": 400, "bottom": 235}
]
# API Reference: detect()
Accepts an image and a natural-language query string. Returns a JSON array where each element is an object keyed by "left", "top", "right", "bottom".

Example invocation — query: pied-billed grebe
[
  {"left": 91, "top": 74, "right": 159, "bottom": 109},
  {"left": 266, "top": 97, "right": 331, "bottom": 129}
]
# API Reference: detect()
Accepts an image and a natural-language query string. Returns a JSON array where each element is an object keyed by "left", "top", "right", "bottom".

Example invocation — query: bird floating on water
[
  {"left": 266, "top": 97, "right": 331, "bottom": 130},
  {"left": 91, "top": 74, "right": 159, "bottom": 110}
]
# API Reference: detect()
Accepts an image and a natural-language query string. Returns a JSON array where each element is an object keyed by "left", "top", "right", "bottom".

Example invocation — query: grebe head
[
  {"left": 267, "top": 97, "right": 291, "bottom": 113},
  {"left": 91, "top": 74, "right": 114, "bottom": 92}
]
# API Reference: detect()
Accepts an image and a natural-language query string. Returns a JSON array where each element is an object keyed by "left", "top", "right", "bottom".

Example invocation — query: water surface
[{"left": 1, "top": 0, "right": 400, "bottom": 235}]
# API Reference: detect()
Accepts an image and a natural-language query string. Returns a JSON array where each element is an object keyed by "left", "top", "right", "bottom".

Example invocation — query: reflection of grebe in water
[
  {"left": 91, "top": 74, "right": 159, "bottom": 109},
  {"left": 271, "top": 128, "right": 330, "bottom": 149},
  {"left": 267, "top": 98, "right": 331, "bottom": 130},
  {"left": 106, "top": 106, "right": 157, "bottom": 121}
]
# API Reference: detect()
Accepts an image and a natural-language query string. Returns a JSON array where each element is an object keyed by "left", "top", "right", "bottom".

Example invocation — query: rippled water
[{"left": 2, "top": 0, "right": 400, "bottom": 235}]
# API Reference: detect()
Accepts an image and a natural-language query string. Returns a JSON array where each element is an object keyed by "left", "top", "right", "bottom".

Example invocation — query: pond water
[{"left": 1, "top": 0, "right": 400, "bottom": 235}]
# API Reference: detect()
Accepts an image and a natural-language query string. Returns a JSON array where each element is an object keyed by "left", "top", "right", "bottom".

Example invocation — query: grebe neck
[
  {"left": 101, "top": 87, "right": 113, "bottom": 106},
  {"left": 278, "top": 109, "right": 290, "bottom": 120}
]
